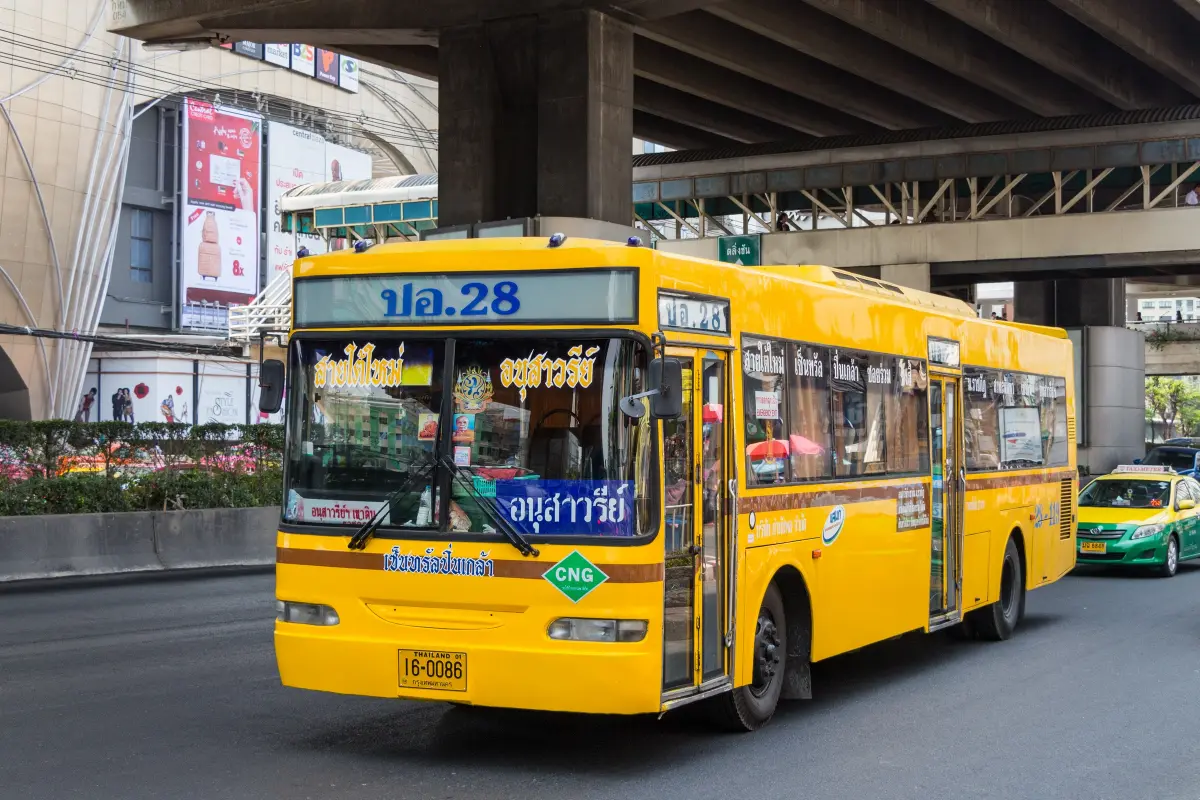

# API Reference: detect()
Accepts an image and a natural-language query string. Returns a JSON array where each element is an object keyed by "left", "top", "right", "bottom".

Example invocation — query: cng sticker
[
  {"left": 822, "top": 505, "right": 845, "bottom": 545},
  {"left": 543, "top": 550, "right": 608, "bottom": 603}
]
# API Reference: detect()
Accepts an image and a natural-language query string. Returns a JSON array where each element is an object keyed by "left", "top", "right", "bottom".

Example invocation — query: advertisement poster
[
  {"left": 1000, "top": 407, "right": 1044, "bottom": 464},
  {"left": 233, "top": 42, "right": 263, "bottom": 59},
  {"left": 179, "top": 99, "right": 262, "bottom": 330},
  {"left": 265, "top": 121, "right": 373, "bottom": 278},
  {"left": 315, "top": 49, "right": 340, "bottom": 85},
  {"left": 339, "top": 57, "right": 360, "bottom": 92},
  {"left": 264, "top": 43, "right": 290, "bottom": 67},
  {"left": 266, "top": 121, "right": 325, "bottom": 278},
  {"left": 290, "top": 44, "right": 315, "bottom": 77}
]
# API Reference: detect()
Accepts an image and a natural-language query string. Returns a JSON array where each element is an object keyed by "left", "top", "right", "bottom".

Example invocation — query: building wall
[{"left": 0, "top": 0, "right": 439, "bottom": 419}]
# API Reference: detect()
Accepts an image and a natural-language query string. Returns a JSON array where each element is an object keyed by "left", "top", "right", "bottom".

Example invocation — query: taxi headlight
[
  {"left": 547, "top": 618, "right": 648, "bottom": 643},
  {"left": 1130, "top": 524, "right": 1165, "bottom": 540},
  {"left": 276, "top": 600, "right": 340, "bottom": 626}
]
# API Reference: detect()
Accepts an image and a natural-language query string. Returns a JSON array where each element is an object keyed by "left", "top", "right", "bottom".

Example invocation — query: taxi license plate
[
  {"left": 1080, "top": 541, "right": 1107, "bottom": 554},
  {"left": 398, "top": 649, "right": 467, "bottom": 692}
]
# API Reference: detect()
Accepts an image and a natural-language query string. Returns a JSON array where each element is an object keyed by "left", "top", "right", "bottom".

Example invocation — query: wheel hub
[{"left": 751, "top": 613, "right": 781, "bottom": 697}]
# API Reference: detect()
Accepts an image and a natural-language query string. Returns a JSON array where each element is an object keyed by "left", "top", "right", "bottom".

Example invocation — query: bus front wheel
[
  {"left": 717, "top": 583, "right": 786, "bottom": 732},
  {"left": 972, "top": 536, "right": 1025, "bottom": 641}
]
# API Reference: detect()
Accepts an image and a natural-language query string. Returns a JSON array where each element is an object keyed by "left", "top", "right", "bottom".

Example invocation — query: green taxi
[{"left": 1076, "top": 465, "right": 1200, "bottom": 577}]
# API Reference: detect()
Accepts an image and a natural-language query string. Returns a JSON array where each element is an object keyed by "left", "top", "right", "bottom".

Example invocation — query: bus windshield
[{"left": 283, "top": 335, "right": 655, "bottom": 538}]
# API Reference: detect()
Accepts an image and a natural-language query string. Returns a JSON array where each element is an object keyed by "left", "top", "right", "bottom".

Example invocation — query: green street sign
[
  {"left": 543, "top": 550, "right": 608, "bottom": 603},
  {"left": 718, "top": 234, "right": 760, "bottom": 266}
]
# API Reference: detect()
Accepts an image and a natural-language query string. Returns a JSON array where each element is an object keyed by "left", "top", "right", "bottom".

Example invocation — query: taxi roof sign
[{"left": 1113, "top": 464, "right": 1174, "bottom": 474}]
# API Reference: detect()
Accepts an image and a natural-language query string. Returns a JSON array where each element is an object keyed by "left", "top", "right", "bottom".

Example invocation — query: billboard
[
  {"left": 339, "top": 57, "right": 359, "bottom": 92},
  {"left": 264, "top": 43, "right": 290, "bottom": 67},
  {"left": 179, "top": 98, "right": 262, "bottom": 331},
  {"left": 290, "top": 44, "right": 315, "bottom": 77},
  {"left": 266, "top": 121, "right": 373, "bottom": 279},
  {"left": 234, "top": 41, "right": 263, "bottom": 59},
  {"left": 315, "top": 49, "right": 339, "bottom": 85}
]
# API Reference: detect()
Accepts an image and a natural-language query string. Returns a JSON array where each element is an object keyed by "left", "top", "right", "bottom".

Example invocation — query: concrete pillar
[
  {"left": 880, "top": 263, "right": 930, "bottom": 292},
  {"left": 437, "top": 10, "right": 633, "bottom": 227},
  {"left": 1013, "top": 278, "right": 1126, "bottom": 327}
]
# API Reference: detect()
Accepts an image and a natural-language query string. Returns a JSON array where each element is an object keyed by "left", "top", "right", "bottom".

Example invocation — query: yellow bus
[{"left": 262, "top": 235, "right": 1076, "bottom": 731}]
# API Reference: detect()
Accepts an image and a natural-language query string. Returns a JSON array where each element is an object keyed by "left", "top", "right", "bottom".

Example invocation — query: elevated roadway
[
  {"left": 113, "top": 0, "right": 1200, "bottom": 149},
  {"left": 4, "top": 570, "right": 1200, "bottom": 799}
]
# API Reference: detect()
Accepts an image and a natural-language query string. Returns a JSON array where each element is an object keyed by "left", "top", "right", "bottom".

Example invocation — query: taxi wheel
[
  {"left": 973, "top": 536, "right": 1024, "bottom": 642},
  {"left": 1157, "top": 535, "right": 1180, "bottom": 578},
  {"left": 715, "top": 583, "right": 786, "bottom": 732}
]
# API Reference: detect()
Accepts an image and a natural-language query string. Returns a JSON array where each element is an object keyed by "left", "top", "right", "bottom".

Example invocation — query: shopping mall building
[{"left": 0, "top": 0, "right": 438, "bottom": 421}]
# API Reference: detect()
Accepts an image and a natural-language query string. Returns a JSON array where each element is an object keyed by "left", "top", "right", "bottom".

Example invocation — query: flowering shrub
[{"left": 0, "top": 421, "right": 284, "bottom": 516}]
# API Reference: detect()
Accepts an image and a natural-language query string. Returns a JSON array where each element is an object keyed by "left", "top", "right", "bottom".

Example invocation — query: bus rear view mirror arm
[
  {"left": 259, "top": 359, "right": 285, "bottom": 414},
  {"left": 619, "top": 357, "right": 684, "bottom": 420}
]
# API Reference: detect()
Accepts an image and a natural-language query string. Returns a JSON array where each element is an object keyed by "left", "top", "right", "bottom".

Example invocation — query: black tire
[
  {"left": 1158, "top": 535, "right": 1180, "bottom": 578},
  {"left": 972, "top": 536, "right": 1024, "bottom": 642},
  {"left": 715, "top": 582, "right": 786, "bottom": 732}
]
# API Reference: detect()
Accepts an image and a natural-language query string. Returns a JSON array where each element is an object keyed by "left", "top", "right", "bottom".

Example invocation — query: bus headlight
[
  {"left": 547, "top": 618, "right": 648, "bottom": 643},
  {"left": 1130, "top": 524, "right": 1164, "bottom": 540},
  {"left": 276, "top": 600, "right": 340, "bottom": 626}
]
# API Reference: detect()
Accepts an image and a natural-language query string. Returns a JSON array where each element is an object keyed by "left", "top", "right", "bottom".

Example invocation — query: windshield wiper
[
  {"left": 347, "top": 459, "right": 436, "bottom": 550},
  {"left": 440, "top": 456, "right": 540, "bottom": 558}
]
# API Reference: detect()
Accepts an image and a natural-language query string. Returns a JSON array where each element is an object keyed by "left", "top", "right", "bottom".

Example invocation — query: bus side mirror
[
  {"left": 649, "top": 357, "right": 683, "bottom": 419},
  {"left": 618, "top": 357, "right": 684, "bottom": 420},
  {"left": 259, "top": 359, "right": 285, "bottom": 414}
]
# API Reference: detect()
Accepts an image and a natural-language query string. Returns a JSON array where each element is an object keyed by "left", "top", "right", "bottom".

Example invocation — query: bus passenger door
[
  {"left": 929, "top": 376, "right": 964, "bottom": 624},
  {"left": 662, "top": 349, "right": 732, "bottom": 698}
]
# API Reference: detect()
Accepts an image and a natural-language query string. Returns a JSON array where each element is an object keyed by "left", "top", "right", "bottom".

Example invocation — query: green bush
[{"left": 0, "top": 421, "right": 285, "bottom": 516}]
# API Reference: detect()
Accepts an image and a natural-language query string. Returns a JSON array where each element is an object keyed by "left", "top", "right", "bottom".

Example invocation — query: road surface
[{"left": 2, "top": 566, "right": 1198, "bottom": 800}]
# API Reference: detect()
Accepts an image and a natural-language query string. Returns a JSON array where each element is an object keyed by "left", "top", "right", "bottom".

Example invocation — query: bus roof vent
[{"left": 771, "top": 265, "right": 976, "bottom": 318}]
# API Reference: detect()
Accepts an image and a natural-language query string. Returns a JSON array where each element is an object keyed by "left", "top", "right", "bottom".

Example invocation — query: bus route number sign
[{"left": 658, "top": 291, "right": 730, "bottom": 335}]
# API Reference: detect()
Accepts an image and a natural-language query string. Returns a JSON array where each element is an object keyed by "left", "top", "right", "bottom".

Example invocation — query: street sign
[
  {"left": 542, "top": 550, "right": 608, "bottom": 603},
  {"left": 718, "top": 235, "right": 760, "bottom": 266}
]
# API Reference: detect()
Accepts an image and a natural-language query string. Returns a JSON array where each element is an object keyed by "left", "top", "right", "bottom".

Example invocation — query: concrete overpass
[{"left": 112, "top": 0, "right": 1200, "bottom": 232}]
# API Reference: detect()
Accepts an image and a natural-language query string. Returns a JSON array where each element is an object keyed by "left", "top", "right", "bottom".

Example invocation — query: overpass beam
[
  {"left": 1014, "top": 278, "right": 1127, "bottom": 327},
  {"left": 633, "top": 111, "right": 738, "bottom": 151},
  {"left": 635, "top": 38, "right": 869, "bottom": 137},
  {"left": 438, "top": 9, "right": 633, "bottom": 227},
  {"left": 639, "top": 11, "right": 956, "bottom": 130},
  {"left": 802, "top": 0, "right": 1106, "bottom": 117},
  {"left": 1046, "top": 0, "right": 1200, "bottom": 97},
  {"left": 929, "top": 0, "right": 1189, "bottom": 109},
  {"left": 710, "top": 0, "right": 1026, "bottom": 123},
  {"left": 633, "top": 79, "right": 798, "bottom": 143}
]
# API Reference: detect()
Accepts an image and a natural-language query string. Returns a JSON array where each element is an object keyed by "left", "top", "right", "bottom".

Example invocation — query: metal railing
[{"left": 227, "top": 267, "right": 292, "bottom": 342}]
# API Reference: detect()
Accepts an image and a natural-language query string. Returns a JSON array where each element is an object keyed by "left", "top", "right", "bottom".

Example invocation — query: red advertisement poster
[{"left": 179, "top": 98, "right": 262, "bottom": 330}]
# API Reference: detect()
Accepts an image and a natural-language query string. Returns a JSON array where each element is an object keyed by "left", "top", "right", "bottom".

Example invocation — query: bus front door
[
  {"left": 929, "top": 376, "right": 965, "bottom": 625},
  {"left": 662, "top": 349, "right": 732, "bottom": 700}
]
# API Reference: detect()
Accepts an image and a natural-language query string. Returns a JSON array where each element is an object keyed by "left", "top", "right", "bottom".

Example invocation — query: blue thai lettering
[
  {"left": 414, "top": 287, "right": 443, "bottom": 316},
  {"left": 383, "top": 544, "right": 495, "bottom": 577}
]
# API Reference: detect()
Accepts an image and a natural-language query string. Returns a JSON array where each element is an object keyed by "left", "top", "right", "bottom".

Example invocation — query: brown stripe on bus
[
  {"left": 276, "top": 547, "right": 663, "bottom": 583},
  {"left": 966, "top": 469, "right": 1077, "bottom": 491}
]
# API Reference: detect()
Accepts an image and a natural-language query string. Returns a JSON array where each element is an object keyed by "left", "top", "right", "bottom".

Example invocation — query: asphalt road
[{"left": 2, "top": 565, "right": 1199, "bottom": 800}]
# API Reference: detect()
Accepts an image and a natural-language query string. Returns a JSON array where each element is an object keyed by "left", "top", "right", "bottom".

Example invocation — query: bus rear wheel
[
  {"left": 716, "top": 583, "right": 786, "bottom": 732},
  {"left": 972, "top": 536, "right": 1024, "bottom": 642}
]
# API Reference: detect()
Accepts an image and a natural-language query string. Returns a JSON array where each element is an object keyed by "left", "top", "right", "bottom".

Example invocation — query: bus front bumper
[{"left": 275, "top": 624, "right": 664, "bottom": 715}]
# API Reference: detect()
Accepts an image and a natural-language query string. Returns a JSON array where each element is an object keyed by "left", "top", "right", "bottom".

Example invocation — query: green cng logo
[{"left": 543, "top": 551, "right": 608, "bottom": 603}]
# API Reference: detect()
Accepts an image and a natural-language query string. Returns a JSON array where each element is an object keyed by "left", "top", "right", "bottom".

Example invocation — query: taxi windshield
[{"left": 1079, "top": 479, "right": 1172, "bottom": 508}]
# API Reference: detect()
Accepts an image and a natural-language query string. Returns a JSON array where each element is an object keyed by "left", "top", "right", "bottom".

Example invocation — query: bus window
[
  {"left": 886, "top": 357, "right": 930, "bottom": 474},
  {"left": 786, "top": 342, "right": 831, "bottom": 480},
  {"left": 742, "top": 338, "right": 788, "bottom": 485},
  {"left": 831, "top": 350, "right": 889, "bottom": 477}
]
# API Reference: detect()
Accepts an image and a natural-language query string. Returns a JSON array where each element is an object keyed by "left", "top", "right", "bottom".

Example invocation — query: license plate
[
  {"left": 398, "top": 649, "right": 467, "bottom": 692},
  {"left": 1080, "top": 541, "right": 1107, "bottom": 554}
]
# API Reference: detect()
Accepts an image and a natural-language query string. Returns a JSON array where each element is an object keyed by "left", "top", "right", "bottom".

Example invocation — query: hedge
[{"left": 0, "top": 421, "right": 284, "bottom": 516}]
